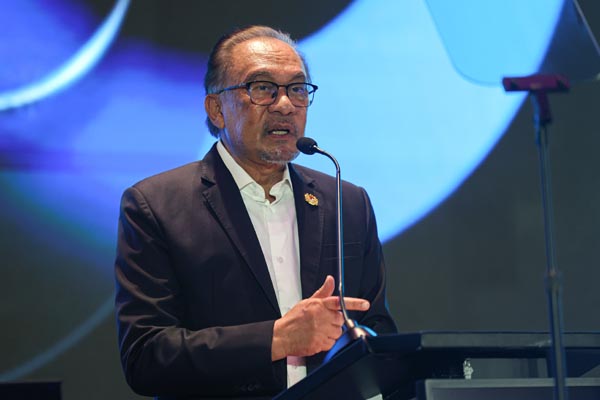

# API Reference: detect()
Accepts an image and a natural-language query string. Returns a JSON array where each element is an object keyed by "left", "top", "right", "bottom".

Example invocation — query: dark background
[{"left": 1, "top": 1, "right": 599, "bottom": 399}]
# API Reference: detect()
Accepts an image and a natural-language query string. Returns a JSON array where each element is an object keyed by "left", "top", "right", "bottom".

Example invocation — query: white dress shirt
[{"left": 216, "top": 141, "right": 307, "bottom": 387}]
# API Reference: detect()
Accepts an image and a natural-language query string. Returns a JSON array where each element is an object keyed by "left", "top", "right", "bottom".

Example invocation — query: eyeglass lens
[{"left": 248, "top": 81, "right": 314, "bottom": 106}]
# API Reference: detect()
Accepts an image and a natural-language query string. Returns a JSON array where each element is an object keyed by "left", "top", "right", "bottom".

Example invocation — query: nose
[{"left": 269, "top": 87, "right": 295, "bottom": 114}]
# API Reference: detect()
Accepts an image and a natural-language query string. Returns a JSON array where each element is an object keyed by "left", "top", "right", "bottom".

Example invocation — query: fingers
[
  {"left": 312, "top": 276, "right": 370, "bottom": 310},
  {"left": 322, "top": 296, "right": 370, "bottom": 311},
  {"left": 310, "top": 275, "right": 335, "bottom": 299},
  {"left": 272, "top": 275, "right": 371, "bottom": 359},
  {"left": 272, "top": 297, "right": 344, "bottom": 359}
]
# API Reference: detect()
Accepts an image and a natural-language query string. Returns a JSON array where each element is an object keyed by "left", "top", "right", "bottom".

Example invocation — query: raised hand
[{"left": 271, "top": 275, "right": 370, "bottom": 360}]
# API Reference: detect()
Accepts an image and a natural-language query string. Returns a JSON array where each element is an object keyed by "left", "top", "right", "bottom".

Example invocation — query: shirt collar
[{"left": 216, "top": 140, "right": 292, "bottom": 192}]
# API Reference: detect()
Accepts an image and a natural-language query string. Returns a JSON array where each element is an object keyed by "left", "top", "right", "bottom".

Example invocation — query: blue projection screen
[{"left": 0, "top": 0, "right": 564, "bottom": 389}]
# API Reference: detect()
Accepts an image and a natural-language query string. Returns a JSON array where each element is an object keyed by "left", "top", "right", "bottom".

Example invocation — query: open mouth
[{"left": 269, "top": 129, "right": 290, "bottom": 136}]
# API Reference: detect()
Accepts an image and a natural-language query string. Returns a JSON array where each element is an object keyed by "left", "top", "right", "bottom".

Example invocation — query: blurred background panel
[{"left": 1, "top": 0, "right": 598, "bottom": 398}]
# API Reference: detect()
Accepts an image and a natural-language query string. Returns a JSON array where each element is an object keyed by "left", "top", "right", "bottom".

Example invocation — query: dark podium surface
[
  {"left": 0, "top": 381, "right": 61, "bottom": 400},
  {"left": 417, "top": 378, "right": 600, "bottom": 400},
  {"left": 273, "top": 332, "right": 600, "bottom": 400}
]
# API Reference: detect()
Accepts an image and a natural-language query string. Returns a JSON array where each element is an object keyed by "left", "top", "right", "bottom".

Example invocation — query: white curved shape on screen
[
  {"left": 0, "top": 297, "right": 114, "bottom": 381},
  {"left": 0, "top": 0, "right": 130, "bottom": 111}
]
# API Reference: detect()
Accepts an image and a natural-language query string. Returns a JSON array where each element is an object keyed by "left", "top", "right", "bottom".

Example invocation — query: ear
[{"left": 205, "top": 94, "right": 225, "bottom": 130}]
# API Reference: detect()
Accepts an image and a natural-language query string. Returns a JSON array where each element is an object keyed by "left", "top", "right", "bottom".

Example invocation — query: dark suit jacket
[{"left": 115, "top": 144, "right": 397, "bottom": 399}]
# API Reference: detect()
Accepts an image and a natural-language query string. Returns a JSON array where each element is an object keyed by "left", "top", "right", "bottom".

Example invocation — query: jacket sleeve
[{"left": 114, "top": 186, "right": 286, "bottom": 397}]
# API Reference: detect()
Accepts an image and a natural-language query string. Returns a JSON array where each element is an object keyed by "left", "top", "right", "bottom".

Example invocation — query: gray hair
[{"left": 204, "top": 25, "right": 311, "bottom": 137}]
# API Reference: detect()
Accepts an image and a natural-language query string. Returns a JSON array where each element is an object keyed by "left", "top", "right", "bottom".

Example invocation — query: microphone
[
  {"left": 296, "top": 137, "right": 320, "bottom": 155},
  {"left": 296, "top": 137, "right": 376, "bottom": 361}
]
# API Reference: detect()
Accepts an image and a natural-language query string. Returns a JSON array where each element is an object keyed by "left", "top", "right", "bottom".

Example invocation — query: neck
[
  {"left": 219, "top": 141, "right": 288, "bottom": 199},
  {"left": 229, "top": 152, "right": 286, "bottom": 200},
  {"left": 243, "top": 161, "right": 286, "bottom": 199}
]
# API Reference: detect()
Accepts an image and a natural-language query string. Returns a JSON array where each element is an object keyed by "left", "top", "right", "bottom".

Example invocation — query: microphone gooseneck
[{"left": 296, "top": 137, "right": 375, "bottom": 361}]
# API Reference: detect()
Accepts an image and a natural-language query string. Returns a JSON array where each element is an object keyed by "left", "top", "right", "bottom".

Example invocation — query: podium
[
  {"left": 273, "top": 332, "right": 600, "bottom": 400},
  {"left": 0, "top": 381, "right": 61, "bottom": 400}
]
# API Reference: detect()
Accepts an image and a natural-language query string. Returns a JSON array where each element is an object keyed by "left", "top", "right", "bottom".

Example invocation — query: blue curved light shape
[
  {"left": 0, "top": 0, "right": 130, "bottom": 111},
  {"left": 296, "top": 0, "right": 563, "bottom": 240},
  {"left": 0, "top": 0, "right": 130, "bottom": 381}
]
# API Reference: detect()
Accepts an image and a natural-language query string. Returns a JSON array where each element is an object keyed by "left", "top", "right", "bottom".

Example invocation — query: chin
[{"left": 260, "top": 148, "right": 299, "bottom": 165}]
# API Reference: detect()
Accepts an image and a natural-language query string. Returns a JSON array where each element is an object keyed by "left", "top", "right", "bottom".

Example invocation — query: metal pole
[{"left": 533, "top": 92, "right": 569, "bottom": 400}]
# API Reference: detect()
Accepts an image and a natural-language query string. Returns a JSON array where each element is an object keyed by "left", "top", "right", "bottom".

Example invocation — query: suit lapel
[
  {"left": 290, "top": 164, "right": 325, "bottom": 299},
  {"left": 200, "top": 145, "right": 280, "bottom": 314}
]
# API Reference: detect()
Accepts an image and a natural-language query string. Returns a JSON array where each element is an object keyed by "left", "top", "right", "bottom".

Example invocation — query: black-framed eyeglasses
[{"left": 215, "top": 80, "right": 318, "bottom": 107}]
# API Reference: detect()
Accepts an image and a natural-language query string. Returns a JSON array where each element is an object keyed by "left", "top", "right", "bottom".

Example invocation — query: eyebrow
[{"left": 244, "top": 70, "right": 307, "bottom": 83}]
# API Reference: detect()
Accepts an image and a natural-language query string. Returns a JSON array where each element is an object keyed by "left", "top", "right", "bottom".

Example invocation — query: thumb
[{"left": 310, "top": 275, "right": 335, "bottom": 299}]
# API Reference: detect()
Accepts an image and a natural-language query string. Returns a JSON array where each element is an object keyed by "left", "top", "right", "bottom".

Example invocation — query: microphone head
[{"left": 296, "top": 137, "right": 318, "bottom": 155}]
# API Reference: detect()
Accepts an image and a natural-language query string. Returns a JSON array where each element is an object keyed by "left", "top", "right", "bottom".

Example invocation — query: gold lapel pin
[{"left": 304, "top": 193, "right": 319, "bottom": 206}]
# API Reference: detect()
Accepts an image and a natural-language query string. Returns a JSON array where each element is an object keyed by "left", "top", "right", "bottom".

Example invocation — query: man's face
[{"left": 215, "top": 37, "right": 308, "bottom": 169}]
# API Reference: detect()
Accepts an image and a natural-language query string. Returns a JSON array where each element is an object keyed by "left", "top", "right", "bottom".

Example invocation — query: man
[{"left": 115, "top": 25, "right": 397, "bottom": 399}]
